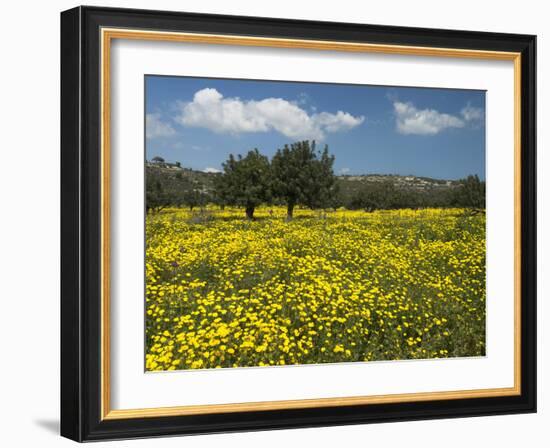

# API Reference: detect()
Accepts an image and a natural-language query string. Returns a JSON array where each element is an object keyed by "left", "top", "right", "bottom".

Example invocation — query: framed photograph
[{"left": 60, "top": 6, "right": 536, "bottom": 442}]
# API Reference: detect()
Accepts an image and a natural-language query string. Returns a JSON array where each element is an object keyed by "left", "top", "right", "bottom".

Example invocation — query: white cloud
[
  {"left": 314, "top": 111, "right": 365, "bottom": 133},
  {"left": 203, "top": 167, "right": 222, "bottom": 173},
  {"left": 393, "top": 101, "right": 464, "bottom": 135},
  {"left": 146, "top": 113, "right": 175, "bottom": 139},
  {"left": 461, "top": 104, "right": 483, "bottom": 122},
  {"left": 339, "top": 167, "right": 351, "bottom": 174},
  {"left": 175, "top": 88, "right": 364, "bottom": 140}
]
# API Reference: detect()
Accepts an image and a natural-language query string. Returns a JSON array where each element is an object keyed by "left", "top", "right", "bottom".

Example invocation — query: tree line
[
  {"left": 345, "top": 174, "right": 485, "bottom": 213},
  {"left": 146, "top": 140, "right": 485, "bottom": 218}
]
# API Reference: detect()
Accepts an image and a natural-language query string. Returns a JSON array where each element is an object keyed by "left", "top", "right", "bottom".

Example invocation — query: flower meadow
[{"left": 145, "top": 207, "right": 486, "bottom": 371}]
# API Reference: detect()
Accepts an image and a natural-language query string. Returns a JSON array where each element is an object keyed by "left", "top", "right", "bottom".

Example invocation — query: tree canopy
[
  {"left": 271, "top": 141, "right": 337, "bottom": 219},
  {"left": 146, "top": 177, "right": 174, "bottom": 213},
  {"left": 452, "top": 174, "right": 486, "bottom": 211},
  {"left": 214, "top": 148, "right": 271, "bottom": 219}
]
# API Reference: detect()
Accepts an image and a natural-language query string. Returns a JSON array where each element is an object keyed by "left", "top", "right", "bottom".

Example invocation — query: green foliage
[
  {"left": 348, "top": 181, "right": 394, "bottom": 211},
  {"left": 271, "top": 140, "right": 337, "bottom": 218},
  {"left": 344, "top": 179, "right": 480, "bottom": 212},
  {"left": 347, "top": 181, "right": 422, "bottom": 211},
  {"left": 452, "top": 175, "right": 486, "bottom": 210},
  {"left": 215, "top": 148, "right": 271, "bottom": 219},
  {"left": 146, "top": 164, "right": 217, "bottom": 210},
  {"left": 151, "top": 156, "right": 165, "bottom": 163},
  {"left": 183, "top": 189, "right": 208, "bottom": 211},
  {"left": 146, "top": 177, "right": 175, "bottom": 213}
]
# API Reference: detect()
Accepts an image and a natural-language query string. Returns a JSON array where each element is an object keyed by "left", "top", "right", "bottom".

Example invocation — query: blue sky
[{"left": 145, "top": 76, "right": 485, "bottom": 180}]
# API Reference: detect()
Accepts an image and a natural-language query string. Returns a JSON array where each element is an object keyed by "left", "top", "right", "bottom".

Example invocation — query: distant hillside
[
  {"left": 148, "top": 162, "right": 458, "bottom": 190},
  {"left": 337, "top": 174, "right": 460, "bottom": 198},
  {"left": 146, "top": 161, "right": 463, "bottom": 210},
  {"left": 146, "top": 161, "right": 219, "bottom": 195}
]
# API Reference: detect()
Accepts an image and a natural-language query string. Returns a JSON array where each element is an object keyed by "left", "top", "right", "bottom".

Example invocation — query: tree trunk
[
  {"left": 245, "top": 205, "right": 255, "bottom": 220},
  {"left": 286, "top": 202, "right": 295, "bottom": 220}
]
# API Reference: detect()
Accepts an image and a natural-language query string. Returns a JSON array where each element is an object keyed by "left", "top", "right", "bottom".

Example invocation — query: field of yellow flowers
[{"left": 145, "top": 206, "right": 485, "bottom": 371}]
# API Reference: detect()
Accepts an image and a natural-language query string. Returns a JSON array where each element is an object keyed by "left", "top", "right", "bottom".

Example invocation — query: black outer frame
[{"left": 60, "top": 6, "right": 536, "bottom": 442}]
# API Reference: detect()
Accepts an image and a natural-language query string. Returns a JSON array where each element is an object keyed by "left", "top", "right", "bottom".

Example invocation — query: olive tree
[
  {"left": 271, "top": 141, "right": 336, "bottom": 219},
  {"left": 215, "top": 149, "right": 271, "bottom": 219}
]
